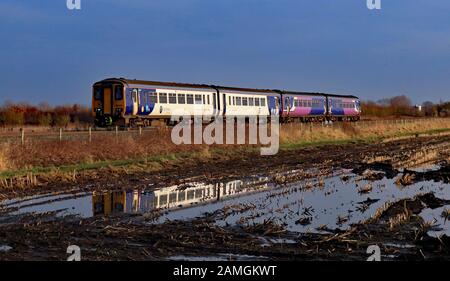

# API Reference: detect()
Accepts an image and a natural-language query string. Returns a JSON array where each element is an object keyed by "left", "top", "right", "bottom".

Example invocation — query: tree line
[
  {"left": 0, "top": 102, "right": 93, "bottom": 127},
  {"left": 361, "top": 95, "right": 450, "bottom": 118},
  {"left": 0, "top": 96, "right": 449, "bottom": 127}
]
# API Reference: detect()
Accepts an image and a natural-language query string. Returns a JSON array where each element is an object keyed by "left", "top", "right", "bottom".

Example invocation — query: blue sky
[{"left": 1, "top": 0, "right": 449, "bottom": 105}]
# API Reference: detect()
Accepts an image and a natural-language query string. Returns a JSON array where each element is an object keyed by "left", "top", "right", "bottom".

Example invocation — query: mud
[{"left": 1, "top": 135, "right": 450, "bottom": 260}]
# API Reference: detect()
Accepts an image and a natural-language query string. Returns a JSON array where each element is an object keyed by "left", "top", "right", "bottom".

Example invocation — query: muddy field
[{"left": 0, "top": 135, "right": 450, "bottom": 260}]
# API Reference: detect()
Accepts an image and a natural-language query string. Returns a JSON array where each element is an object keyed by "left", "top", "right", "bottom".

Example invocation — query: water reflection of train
[{"left": 92, "top": 178, "right": 269, "bottom": 216}]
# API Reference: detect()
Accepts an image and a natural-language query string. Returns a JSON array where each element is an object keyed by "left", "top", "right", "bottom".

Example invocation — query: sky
[{"left": 0, "top": 0, "right": 449, "bottom": 105}]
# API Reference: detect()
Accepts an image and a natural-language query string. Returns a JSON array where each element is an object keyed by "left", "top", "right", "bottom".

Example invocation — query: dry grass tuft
[
  {"left": 280, "top": 118, "right": 450, "bottom": 146},
  {"left": 0, "top": 142, "right": 11, "bottom": 172}
]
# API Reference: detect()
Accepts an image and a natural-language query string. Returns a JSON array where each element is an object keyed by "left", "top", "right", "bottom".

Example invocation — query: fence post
[
  {"left": 59, "top": 128, "right": 62, "bottom": 142},
  {"left": 89, "top": 126, "right": 92, "bottom": 143},
  {"left": 115, "top": 126, "right": 119, "bottom": 138},
  {"left": 20, "top": 128, "right": 24, "bottom": 145},
  {"left": 139, "top": 126, "right": 142, "bottom": 136}
]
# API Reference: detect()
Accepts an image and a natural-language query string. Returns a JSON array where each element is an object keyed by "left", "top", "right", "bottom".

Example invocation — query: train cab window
[
  {"left": 149, "top": 92, "right": 158, "bottom": 103},
  {"left": 194, "top": 94, "right": 202, "bottom": 105},
  {"left": 94, "top": 88, "right": 103, "bottom": 100},
  {"left": 249, "top": 97, "right": 254, "bottom": 106},
  {"left": 242, "top": 97, "right": 248, "bottom": 106},
  {"left": 236, "top": 97, "right": 242, "bottom": 106},
  {"left": 114, "top": 86, "right": 123, "bottom": 100},
  {"left": 159, "top": 93, "right": 167, "bottom": 103},
  {"left": 178, "top": 94, "right": 186, "bottom": 104},
  {"left": 255, "top": 98, "right": 260, "bottom": 106},
  {"left": 169, "top": 93, "right": 177, "bottom": 104},
  {"left": 186, "top": 94, "right": 194, "bottom": 104},
  {"left": 261, "top": 98, "right": 266, "bottom": 107}
]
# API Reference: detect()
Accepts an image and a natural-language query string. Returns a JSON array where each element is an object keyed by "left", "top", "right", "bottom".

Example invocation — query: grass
[{"left": 1, "top": 118, "right": 450, "bottom": 184}]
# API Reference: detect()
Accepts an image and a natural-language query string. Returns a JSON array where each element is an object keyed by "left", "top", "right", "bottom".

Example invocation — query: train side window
[
  {"left": 114, "top": 86, "right": 123, "bottom": 100},
  {"left": 169, "top": 193, "right": 177, "bottom": 204},
  {"left": 233, "top": 96, "right": 236, "bottom": 105},
  {"left": 207, "top": 95, "right": 210, "bottom": 104},
  {"left": 169, "top": 93, "right": 177, "bottom": 104},
  {"left": 178, "top": 191, "right": 186, "bottom": 202},
  {"left": 94, "top": 88, "right": 103, "bottom": 100},
  {"left": 149, "top": 92, "right": 158, "bottom": 103},
  {"left": 178, "top": 94, "right": 186, "bottom": 104},
  {"left": 159, "top": 93, "right": 168, "bottom": 103},
  {"left": 228, "top": 96, "right": 231, "bottom": 105},
  {"left": 249, "top": 97, "right": 254, "bottom": 106},
  {"left": 187, "top": 190, "right": 195, "bottom": 200},
  {"left": 255, "top": 98, "right": 260, "bottom": 106},
  {"left": 242, "top": 97, "right": 248, "bottom": 106},
  {"left": 203, "top": 95, "right": 206, "bottom": 104},
  {"left": 159, "top": 195, "right": 167, "bottom": 205},
  {"left": 187, "top": 94, "right": 194, "bottom": 104},
  {"left": 194, "top": 94, "right": 202, "bottom": 105},
  {"left": 236, "top": 97, "right": 242, "bottom": 106},
  {"left": 260, "top": 98, "right": 266, "bottom": 107}
]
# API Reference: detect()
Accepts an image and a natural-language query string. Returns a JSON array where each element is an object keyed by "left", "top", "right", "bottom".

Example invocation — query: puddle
[
  {"left": 1, "top": 168, "right": 449, "bottom": 236},
  {"left": 0, "top": 177, "right": 272, "bottom": 219},
  {"left": 0, "top": 245, "right": 12, "bottom": 252},
  {"left": 155, "top": 173, "right": 450, "bottom": 233},
  {"left": 419, "top": 206, "right": 450, "bottom": 237}
]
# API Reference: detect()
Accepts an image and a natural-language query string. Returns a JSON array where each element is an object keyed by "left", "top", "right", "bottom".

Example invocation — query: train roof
[
  {"left": 280, "top": 91, "right": 358, "bottom": 99},
  {"left": 97, "top": 78, "right": 214, "bottom": 90},
  {"left": 94, "top": 78, "right": 358, "bottom": 99},
  {"left": 324, "top": 93, "right": 359, "bottom": 99},
  {"left": 97, "top": 78, "right": 275, "bottom": 94}
]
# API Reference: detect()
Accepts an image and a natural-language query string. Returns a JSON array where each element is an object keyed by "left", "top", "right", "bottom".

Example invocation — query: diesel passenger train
[{"left": 92, "top": 78, "right": 361, "bottom": 127}]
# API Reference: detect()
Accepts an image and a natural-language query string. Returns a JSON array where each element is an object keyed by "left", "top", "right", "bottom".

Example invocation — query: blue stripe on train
[{"left": 137, "top": 89, "right": 156, "bottom": 115}]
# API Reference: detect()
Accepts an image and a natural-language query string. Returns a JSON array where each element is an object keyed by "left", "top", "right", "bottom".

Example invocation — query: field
[{"left": 0, "top": 117, "right": 450, "bottom": 260}]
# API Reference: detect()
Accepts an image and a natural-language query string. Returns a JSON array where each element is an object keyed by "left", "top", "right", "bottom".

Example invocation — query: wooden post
[
  {"left": 139, "top": 126, "right": 142, "bottom": 136},
  {"left": 115, "top": 126, "right": 118, "bottom": 138},
  {"left": 59, "top": 128, "right": 62, "bottom": 142},
  {"left": 89, "top": 127, "right": 92, "bottom": 143},
  {"left": 20, "top": 128, "right": 24, "bottom": 145}
]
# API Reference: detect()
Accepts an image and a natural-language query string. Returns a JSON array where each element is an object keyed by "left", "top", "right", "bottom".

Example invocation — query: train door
[
  {"left": 213, "top": 92, "right": 217, "bottom": 115},
  {"left": 213, "top": 90, "right": 222, "bottom": 117},
  {"left": 103, "top": 87, "right": 113, "bottom": 115},
  {"left": 132, "top": 89, "right": 139, "bottom": 115},
  {"left": 283, "top": 96, "right": 292, "bottom": 116}
]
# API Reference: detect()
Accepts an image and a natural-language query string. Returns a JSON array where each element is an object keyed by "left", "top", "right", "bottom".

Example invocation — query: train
[{"left": 92, "top": 78, "right": 361, "bottom": 127}]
